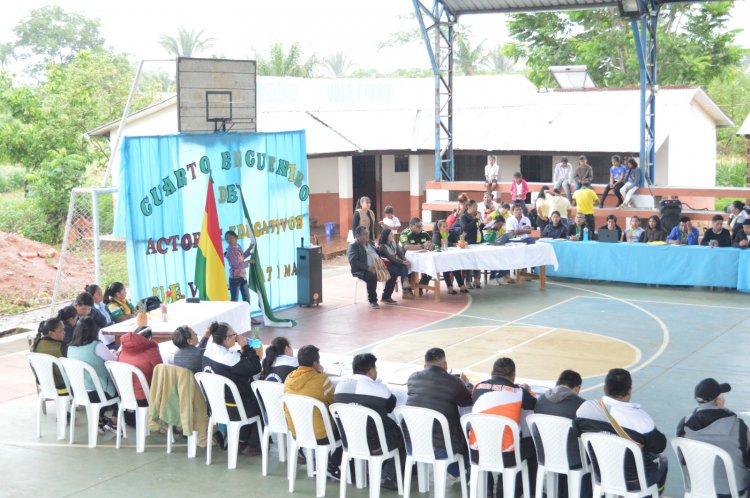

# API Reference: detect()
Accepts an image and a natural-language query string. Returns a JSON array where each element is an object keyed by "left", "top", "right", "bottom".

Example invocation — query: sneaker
[
  {"left": 447, "top": 288, "right": 458, "bottom": 295},
  {"left": 102, "top": 420, "right": 117, "bottom": 434},
  {"left": 327, "top": 465, "right": 341, "bottom": 481},
  {"left": 381, "top": 297, "right": 398, "bottom": 305},
  {"left": 368, "top": 301, "right": 380, "bottom": 309}
]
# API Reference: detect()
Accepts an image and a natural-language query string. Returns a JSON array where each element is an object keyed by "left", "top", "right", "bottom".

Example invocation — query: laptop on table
[{"left": 597, "top": 229, "right": 620, "bottom": 243}]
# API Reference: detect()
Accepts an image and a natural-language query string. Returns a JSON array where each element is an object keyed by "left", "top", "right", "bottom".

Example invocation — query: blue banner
[{"left": 114, "top": 131, "right": 309, "bottom": 311}]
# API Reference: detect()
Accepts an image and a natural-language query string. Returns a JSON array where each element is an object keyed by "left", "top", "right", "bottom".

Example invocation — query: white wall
[
  {"left": 308, "top": 157, "right": 339, "bottom": 194},
  {"left": 381, "top": 155, "right": 410, "bottom": 191},
  {"left": 667, "top": 104, "right": 717, "bottom": 187},
  {"left": 655, "top": 139, "right": 669, "bottom": 186},
  {"left": 499, "top": 155, "right": 521, "bottom": 181}
]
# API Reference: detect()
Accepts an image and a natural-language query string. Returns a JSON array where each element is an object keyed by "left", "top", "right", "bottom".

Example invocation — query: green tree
[
  {"left": 455, "top": 32, "right": 487, "bottom": 76},
  {"left": 483, "top": 45, "right": 516, "bottom": 74},
  {"left": 13, "top": 5, "right": 104, "bottom": 77},
  {"left": 158, "top": 27, "right": 215, "bottom": 58},
  {"left": 323, "top": 51, "right": 353, "bottom": 77},
  {"left": 506, "top": 2, "right": 742, "bottom": 88},
  {"left": 0, "top": 43, "right": 14, "bottom": 70},
  {"left": 256, "top": 42, "right": 317, "bottom": 77},
  {"left": 707, "top": 67, "right": 750, "bottom": 156}
]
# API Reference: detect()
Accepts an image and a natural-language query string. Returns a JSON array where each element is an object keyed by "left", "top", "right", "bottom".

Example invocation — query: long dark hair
[
  {"left": 104, "top": 282, "right": 125, "bottom": 304},
  {"left": 261, "top": 336, "right": 291, "bottom": 379},
  {"left": 208, "top": 321, "right": 232, "bottom": 345},
  {"left": 648, "top": 215, "right": 662, "bottom": 230},
  {"left": 32, "top": 318, "right": 62, "bottom": 351},
  {"left": 69, "top": 317, "right": 99, "bottom": 347},
  {"left": 378, "top": 227, "right": 393, "bottom": 246},
  {"left": 84, "top": 284, "right": 101, "bottom": 297},
  {"left": 57, "top": 305, "right": 77, "bottom": 323}
]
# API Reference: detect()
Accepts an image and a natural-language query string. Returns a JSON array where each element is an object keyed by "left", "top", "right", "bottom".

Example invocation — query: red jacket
[
  {"left": 509, "top": 179, "right": 529, "bottom": 202},
  {"left": 118, "top": 332, "right": 163, "bottom": 400}
]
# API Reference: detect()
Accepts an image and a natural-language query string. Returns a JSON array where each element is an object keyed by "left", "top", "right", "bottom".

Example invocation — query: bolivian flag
[{"left": 195, "top": 177, "right": 229, "bottom": 301}]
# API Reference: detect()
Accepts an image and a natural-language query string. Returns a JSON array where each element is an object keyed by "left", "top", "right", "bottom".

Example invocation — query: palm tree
[
  {"left": 0, "top": 43, "right": 14, "bottom": 70},
  {"left": 256, "top": 42, "right": 317, "bottom": 77},
  {"left": 483, "top": 45, "right": 516, "bottom": 74},
  {"left": 454, "top": 33, "right": 487, "bottom": 76},
  {"left": 158, "top": 27, "right": 214, "bottom": 57},
  {"left": 323, "top": 51, "right": 353, "bottom": 77}
]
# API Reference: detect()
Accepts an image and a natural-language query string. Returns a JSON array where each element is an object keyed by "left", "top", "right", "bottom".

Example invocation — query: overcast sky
[{"left": 1, "top": 0, "right": 748, "bottom": 76}]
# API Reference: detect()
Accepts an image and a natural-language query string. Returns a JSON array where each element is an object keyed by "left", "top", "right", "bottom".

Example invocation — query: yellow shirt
[{"left": 572, "top": 188, "right": 599, "bottom": 215}]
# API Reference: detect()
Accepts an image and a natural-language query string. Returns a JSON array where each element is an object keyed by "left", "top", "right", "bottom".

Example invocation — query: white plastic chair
[
  {"left": 195, "top": 372, "right": 262, "bottom": 470},
  {"left": 460, "top": 413, "right": 530, "bottom": 498},
  {"left": 330, "top": 403, "right": 404, "bottom": 498},
  {"left": 26, "top": 353, "right": 71, "bottom": 440},
  {"left": 105, "top": 361, "right": 150, "bottom": 452},
  {"left": 672, "top": 437, "right": 746, "bottom": 498},
  {"left": 526, "top": 414, "right": 589, "bottom": 498},
  {"left": 251, "top": 380, "right": 290, "bottom": 476},
  {"left": 393, "top": 405, "right": 468, "bottom": 498},
  {"left": 61, "top": 357, "right": 120, "bottom": 448},
  {"left": 282, "top": 393, "right": 342, "bottom": 498},
  {"left": 581, "top": 432, "right": 659, "bottom": 498}
]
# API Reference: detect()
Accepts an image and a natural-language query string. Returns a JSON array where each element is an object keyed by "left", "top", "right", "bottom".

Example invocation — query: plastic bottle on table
[{"left": 583, "top": 227, "right": 589, "bottom": 241}]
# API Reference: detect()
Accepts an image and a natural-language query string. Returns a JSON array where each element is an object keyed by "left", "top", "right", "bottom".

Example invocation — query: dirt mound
[{"left": 0, "top": 232, "right": 93, "bottom": 310}]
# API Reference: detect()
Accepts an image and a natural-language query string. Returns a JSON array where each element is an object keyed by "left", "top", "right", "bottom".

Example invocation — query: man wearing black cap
[{"left": 676, "top": 378, "right": 750, "bottom": 497}]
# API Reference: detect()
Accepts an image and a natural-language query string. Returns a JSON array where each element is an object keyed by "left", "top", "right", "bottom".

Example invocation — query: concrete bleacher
[{"left": 423, "top": 181, "right": 750, "bottom": 227}]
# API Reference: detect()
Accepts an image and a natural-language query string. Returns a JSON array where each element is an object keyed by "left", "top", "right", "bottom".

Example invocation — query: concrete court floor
[{"left": 1, "top": 263, "right": 749, "bottom": 497}]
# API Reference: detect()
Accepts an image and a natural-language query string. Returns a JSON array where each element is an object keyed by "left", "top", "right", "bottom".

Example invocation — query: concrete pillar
[{"left": 337, "top": 156, "right": 353, "bottom": 231}]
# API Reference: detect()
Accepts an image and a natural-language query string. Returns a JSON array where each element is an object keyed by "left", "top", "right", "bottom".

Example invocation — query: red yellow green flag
[{"left": 194, "top": 177, "right": 229, "bottom": 301}]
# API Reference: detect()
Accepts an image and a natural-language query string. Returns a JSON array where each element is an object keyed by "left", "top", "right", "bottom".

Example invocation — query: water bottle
[{"left": 583, "top": 227, "right": 589, "bottom": 241}]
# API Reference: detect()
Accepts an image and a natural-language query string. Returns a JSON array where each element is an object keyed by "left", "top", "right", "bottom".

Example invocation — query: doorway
[{"left": 352, "top": 155, "right": 378, "bottom": 214}]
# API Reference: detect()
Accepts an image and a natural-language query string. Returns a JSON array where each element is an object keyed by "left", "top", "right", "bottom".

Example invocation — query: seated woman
[
  {"left": 622, "top": 216, "right": 645, "bottom": 242},
  {"left": 66, "top": 317, "right": 118, "bottom": 432},
  {"left": 31, "top": 318, "right": 68, "bottom": 395},
  {"left": 202, "top": 321, "right": 262, "bottom": 455},
  {"left": 104, "top": 282, "right": 135, "bottom": 323},
  {"left": 86, "top": 284, "right": 115, "bottom": 349},
  {"left": 377, "top": 227, "right": 412, "bottom": 298},
  {"left": 118, "top": 326, "right": 163, "bottom": 426},
  {"left": 260, "top": 336, "right": 298, "bottom": 383},
  {"left": 58, "top": 305, "right": 78, "bottom": 345},
  {"left": 641, "top": 215, "right": 667, "bottom": 242},
  {"left": 541, "top": 211, "right": 567, "bottom": 239},
  {"left": 171, "top": 325, "right": 210, "bottom": 373},
  {"left": 700, "top": 215, "right": 732, "bottom": 247},
  {"left": 431, "top": 219, "right": 469, "bottom": 294}
]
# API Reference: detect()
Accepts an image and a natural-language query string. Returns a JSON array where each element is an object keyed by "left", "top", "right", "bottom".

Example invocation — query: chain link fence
[{"left": 51, "top": 187, "right": 127, "bottom": 311}]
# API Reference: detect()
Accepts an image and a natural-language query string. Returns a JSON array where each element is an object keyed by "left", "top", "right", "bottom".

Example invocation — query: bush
[
  {"left": 716, "top": 158, "right": 746, "bottom": 187},
  {"left": 0, "top": 165, "right": 26, "bottom": 193},
  {"left": 0, "top": 193, "right": 50, "bottom": 238}
]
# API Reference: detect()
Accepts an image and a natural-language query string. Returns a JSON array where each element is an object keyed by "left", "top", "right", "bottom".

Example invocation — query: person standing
[
  {"left": 599, "top": 155, "right": 626, "bottom": 208},
  {"left": 224, "top": 229, "right": 260, "bottom": 325},
  {"left": 572, "top": 182, "right": 598, "bottom": 232},
  {"left": 574, "top": 155, "right": 594, "bottom": 191},
  {"left": 553, "top": 157, "right": 574, "bottom": 200},
  {"left": 352, "top": 196, "right": 378, "bottom": 241}
]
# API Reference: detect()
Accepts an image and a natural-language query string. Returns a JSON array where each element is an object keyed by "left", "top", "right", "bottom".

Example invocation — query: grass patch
[
  {"left": 0, "top": 296, "right": 30, "bottom": 317},
  {"left": 0, "top": 165, "right": 26, "bottom": 193},
  {"left": 100, "top": 249, "right": 129, "bottom": 288}
]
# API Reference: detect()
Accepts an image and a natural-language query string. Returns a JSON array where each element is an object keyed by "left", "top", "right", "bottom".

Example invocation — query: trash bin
[{"left": 323, "top": 222, "right": 336, "bottom": 239}]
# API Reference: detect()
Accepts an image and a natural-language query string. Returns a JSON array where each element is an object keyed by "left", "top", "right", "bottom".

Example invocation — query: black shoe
[
  {"left": 447, "top": 288, "right": 458, "bottom": 295},
  {"left": 368, "top": 301, "right": 380, "bottom": 309},
  {"left": 381, "top": 476, "right": 399, "bottom": 490},
  {"left": 381, "top": 297, "right": 397, "bottom": 305},
  {"left": 327, "top": 465, "right": 341, "bottom": 481},
  {"left": 213, "top": 430, "right": 226, "bottom": 450},
  {"left": 460, "top": 288, "right": 470, "bottom": 293}
]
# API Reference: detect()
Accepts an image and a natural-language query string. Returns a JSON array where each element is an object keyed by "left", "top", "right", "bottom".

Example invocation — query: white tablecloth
[
  {"left": 100, "top": 300, "right": 252, "bottom": 336},
  {"left": 404, "top": 242, "right": 559, "bottom": 278}
]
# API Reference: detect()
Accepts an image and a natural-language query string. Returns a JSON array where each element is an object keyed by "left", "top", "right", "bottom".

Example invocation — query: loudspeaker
[
  {"left": 297, "top": 245, "right": 322, "bottom": 306},
  {"left": 660, "top": 199, "right": 683, "bottom": 232}
]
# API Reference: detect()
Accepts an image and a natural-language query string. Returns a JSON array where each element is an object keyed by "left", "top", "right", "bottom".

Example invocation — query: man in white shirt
[
  {"left": 506, "top": 205, "right": 532, "bottom": 238},
  {"left": 484, "top": 155, "right": 499, "bottom": 195},
  {"left": 553, "top": 156, "right": 574, "bottom": 200}
]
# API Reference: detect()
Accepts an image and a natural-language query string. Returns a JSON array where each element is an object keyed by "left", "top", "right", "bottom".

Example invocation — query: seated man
[
  {"left": 284, "top": 345, "right": 342, "bottom": 479},
  {"left": 399, "top": 217, "right": 433, "bottom": 295},
  {"left": 406, "top": 347, "right": 473, "bottom": 479},
  {"left": 568, "top": 213, "right": 590, "bottom": 241},
  {"left": 575, "top": 368, "right": 668, "bottom": 493},
  {"left": 472, "top": 357, "right": 537, "bottom": 497},
  {"left": 701, "top": 214, "right": 732, "bottom": 247},
  {"left": 667, "top": 216, "right": 700, "bottom": 245},
  {"left": 334, "top": 353, "right": 404, "bottom": 490},
  {"left": 348, "top": 225, "right": 397, "bottom": 309},
  {"left": 598, "top": 214, "right": 623, "bottom": 241},
  {"left": 506, "top": 204, "right": 533, "bottom": 239},
  {"left": 732, "top": 219, "right": 750, "bottom": 248},
  {"left": 676, "top": 378, "right": 750, "bottom": 498}
]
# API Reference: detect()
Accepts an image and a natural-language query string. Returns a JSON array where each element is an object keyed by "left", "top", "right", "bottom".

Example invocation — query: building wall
[
  {"left": 308, "top": 157, "right": 340, "bottom": 225},
  {"left": 499, "top": 155, "right": 522, "bottom": 182},
  {"left": 668, "top": 104, "right": 716, "bottom": 188},
  {"left": 655, "top": 139, "right": 669, "bottom": 186},
  {"left": 380, "top": 154, "right": 410, "bottom": 220}
]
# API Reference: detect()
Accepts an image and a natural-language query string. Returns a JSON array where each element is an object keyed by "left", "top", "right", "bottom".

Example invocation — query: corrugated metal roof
[
  {"left": 443, "top": 0, "right": 616, "bottom": 14},
  {"left": 738, "top": 113, "right": 750, "bottom": 136}
]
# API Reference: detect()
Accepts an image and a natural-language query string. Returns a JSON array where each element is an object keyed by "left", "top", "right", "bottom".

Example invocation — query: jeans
[
  {"left": 434, "top": 447, "right": 470, "bottom": 478},
  {"left": 555, "top": 179, "right": 572, "bottom": 200},
  {"left": 600, "top": 181, "right": 624, "bottom": 207},
  {"left": 356, "top": 271, "right": 378, "bottom": 303},
  {"left": 443, "top": 271, "right": 465, "bottom": 288},
  {"left": 625, "top": 454, "right": 668, "bottom": 493},
  {"left": 229, "top": 277, "right": 250, "bottom": 304}
]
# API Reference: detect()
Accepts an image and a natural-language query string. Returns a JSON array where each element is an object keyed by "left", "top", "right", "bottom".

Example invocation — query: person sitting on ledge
[
  {"left": 732, "top": 219, "right": 750, "bottom": 248},
  {"left": 641, "top": 215, "right": 667, "bottom": 243},
  {"left": 700, "top": 214, "right": 732, "bottom": 248},
  {"left": 567, "top": 213, "right": 590, "bottom": 241},
  {"left": 541, "top": 211, "right": 568, "bottom": 239},
  {"left": 667, "top": 217, "right": 700, "bottom": 245},
  {"left": 171, "top": 325, "right": 210, "bottom": 373},
  {"left": 260, "top": 336, "right": 298, "bottom": 383},
  {"left": 598, "top": 214, "right": 623, "bottom": 241}
]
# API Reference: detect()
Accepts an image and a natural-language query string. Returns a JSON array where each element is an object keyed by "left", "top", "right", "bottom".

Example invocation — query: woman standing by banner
[{"left": 224, "top": 230, "right": 260, "bottom": 325}]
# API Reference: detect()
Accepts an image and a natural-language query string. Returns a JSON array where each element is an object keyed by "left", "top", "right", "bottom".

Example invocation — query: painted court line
[
  {"left": 463, "top": 328, "right": 559, "bottom": 370},
  {"left": 583, "top": 295, "right": 750, "bottom": 311}
]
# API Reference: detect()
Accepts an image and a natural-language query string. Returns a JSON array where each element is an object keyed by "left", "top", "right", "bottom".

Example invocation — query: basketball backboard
[{"left": 177, "top": 57, "right": 257, "bottom": 133}]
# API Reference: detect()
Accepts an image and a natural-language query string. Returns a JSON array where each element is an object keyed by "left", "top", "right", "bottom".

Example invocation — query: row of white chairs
[{"left": 28, "top": 352, "right": 745, "bottom": 498}]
